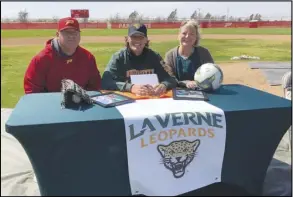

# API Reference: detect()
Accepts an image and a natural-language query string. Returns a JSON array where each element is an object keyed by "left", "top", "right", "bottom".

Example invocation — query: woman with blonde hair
[{"left": 164, "top": 20, "right": 215, "bottom": 89}]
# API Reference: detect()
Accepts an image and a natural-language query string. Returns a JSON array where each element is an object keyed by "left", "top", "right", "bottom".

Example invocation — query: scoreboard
[{"left": 70, "top": 9, "right": 89, "bottom": 18}]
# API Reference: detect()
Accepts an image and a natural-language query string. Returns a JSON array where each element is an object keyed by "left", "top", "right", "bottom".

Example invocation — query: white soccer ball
[{"left": 194, "top": 63, "right": 223, "bottom": 91}]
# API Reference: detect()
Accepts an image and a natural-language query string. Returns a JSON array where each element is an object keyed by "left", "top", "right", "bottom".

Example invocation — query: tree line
[
  {"left": 114, "top": 9, "right": 263, "bottom": 22},
  {"left": 1, "top": 9, "right": 266, "bottom": 23}
]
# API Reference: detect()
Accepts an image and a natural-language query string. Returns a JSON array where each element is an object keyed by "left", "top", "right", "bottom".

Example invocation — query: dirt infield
[
  {"left": 220, "top": 62, "right": 284, "bottom": 98},
  {"left": 1, "top": 34, "right": 291, "bottom": 46}
]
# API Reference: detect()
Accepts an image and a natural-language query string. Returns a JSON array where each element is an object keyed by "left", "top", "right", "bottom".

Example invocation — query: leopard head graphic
[{"left": 157, "top": 139, "right": 200, "bottom": 178}]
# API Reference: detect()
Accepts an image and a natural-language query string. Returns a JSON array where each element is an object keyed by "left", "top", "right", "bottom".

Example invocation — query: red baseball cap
[{"left": 58, "top": 17, "right": 80, "bottom": 32}]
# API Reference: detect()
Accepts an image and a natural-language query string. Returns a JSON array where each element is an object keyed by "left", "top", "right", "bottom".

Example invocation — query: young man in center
[{"left": 101, "top": 24, "right": 177, "bottom": 96}]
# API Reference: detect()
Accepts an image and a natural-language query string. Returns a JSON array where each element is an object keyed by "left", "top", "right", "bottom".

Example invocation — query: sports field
[
  {"left": 1, "top": 28, "right": 291, "bottom": 38},
  {"left": 1, "top": 28, "right": 292, "bottom": 108}
]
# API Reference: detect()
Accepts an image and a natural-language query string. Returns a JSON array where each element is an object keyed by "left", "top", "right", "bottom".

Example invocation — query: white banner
[{"left": 116, "top": 98, "right": 226, "bottom": 196}]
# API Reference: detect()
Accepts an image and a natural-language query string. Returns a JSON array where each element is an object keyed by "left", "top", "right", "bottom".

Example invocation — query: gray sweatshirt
[{"left": 164, "top": 46, "right": 214, "bottom": 88}]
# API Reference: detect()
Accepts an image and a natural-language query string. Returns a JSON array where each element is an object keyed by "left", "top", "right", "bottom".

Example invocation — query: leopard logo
[{"left": 157, "top": 139, "right": 200, "bottom": 178}]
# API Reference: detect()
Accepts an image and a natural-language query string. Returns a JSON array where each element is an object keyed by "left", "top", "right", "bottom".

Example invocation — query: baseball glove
[{"left": 61, "top": 79, "right": 93, "bottom": 109}]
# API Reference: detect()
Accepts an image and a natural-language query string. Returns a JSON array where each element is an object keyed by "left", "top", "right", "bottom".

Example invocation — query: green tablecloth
[{"left": 6, "top": 84, "right": 291, "bottom": 196}]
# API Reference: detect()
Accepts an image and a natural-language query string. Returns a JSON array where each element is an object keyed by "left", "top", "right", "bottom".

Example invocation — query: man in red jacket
[{"left": 24, "top": 17, "right": 101, "bottom": 94}]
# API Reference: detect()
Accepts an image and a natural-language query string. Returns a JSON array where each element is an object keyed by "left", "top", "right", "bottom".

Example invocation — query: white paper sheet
[{"left": 130, "top": 74, "right": 159, "bottom": 86}]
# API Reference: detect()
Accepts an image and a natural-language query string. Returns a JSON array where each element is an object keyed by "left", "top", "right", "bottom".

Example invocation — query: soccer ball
[{"left": 194, "top": 63, "right": 223, "bottom": 91}]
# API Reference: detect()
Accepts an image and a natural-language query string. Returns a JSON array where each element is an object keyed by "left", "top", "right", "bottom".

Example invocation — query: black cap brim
[{"left": 128, "top": 31, "right": 146, "bottom": 37}]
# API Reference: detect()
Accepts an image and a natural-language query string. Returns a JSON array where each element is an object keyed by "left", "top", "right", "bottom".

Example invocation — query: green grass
[
  {"left": 1, "top": 39, "right": 291, "bottom": 108},
  {"left": 201, "top": 28, "right": 291, "bottom": 35},
  {"left": 1, "top": 28, "right": 291, "bottom": 38}
]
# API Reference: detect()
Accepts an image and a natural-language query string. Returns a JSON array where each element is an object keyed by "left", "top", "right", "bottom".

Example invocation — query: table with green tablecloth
[{"left": 6, "top": 84, "right": 291, "bottom": 196}]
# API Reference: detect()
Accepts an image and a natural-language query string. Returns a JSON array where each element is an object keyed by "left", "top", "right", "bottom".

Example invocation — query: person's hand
[
  {"left": 186, "top": 81, "right": 198, "bottom": 89},
  {"left": 153, "top": 83, "right": 167, "bottom": 96},
  {"left": 131, "top": 84, "right": 154, "bottom": 96}
]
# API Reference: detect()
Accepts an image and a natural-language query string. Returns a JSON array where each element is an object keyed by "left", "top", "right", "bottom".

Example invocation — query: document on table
[{"left": 130, "top": 74, "right": 159, "bottom": 86}]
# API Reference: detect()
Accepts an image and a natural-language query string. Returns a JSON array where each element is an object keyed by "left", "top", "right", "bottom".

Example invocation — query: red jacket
[{"left": 24, "top": 39, "right": 101, "bottom": 94}]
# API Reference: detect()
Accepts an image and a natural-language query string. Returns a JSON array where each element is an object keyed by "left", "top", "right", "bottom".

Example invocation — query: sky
[{"left": 1, "top": 1, "right": 292, "bottom": 20}]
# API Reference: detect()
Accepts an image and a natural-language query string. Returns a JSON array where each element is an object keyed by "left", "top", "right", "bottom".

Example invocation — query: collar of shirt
[
  {"left": 178, "top": 47, "right": 195, "bottom": 60},
  {"left": 51, "top": 38, "right": 73, "bottom": 58}
]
